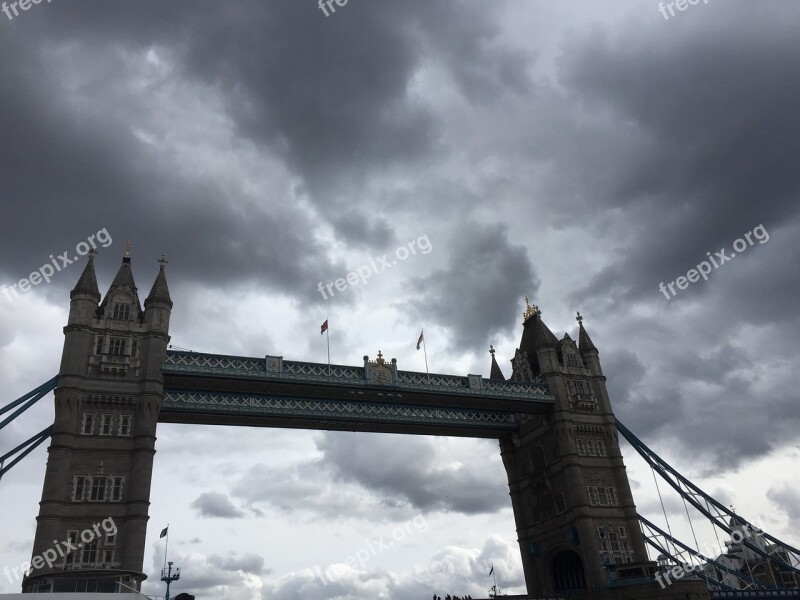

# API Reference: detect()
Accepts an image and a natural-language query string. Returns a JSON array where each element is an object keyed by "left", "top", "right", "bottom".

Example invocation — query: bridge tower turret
[
  {"left": 499, "top": 303, "right": 649, "bottom": 596},
  {"left": 23, "top": 248, "right": 171, "bottom": 594}
]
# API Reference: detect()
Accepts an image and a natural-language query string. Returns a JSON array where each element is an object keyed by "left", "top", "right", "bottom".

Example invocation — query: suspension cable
[{"left": 652, "top": 465, "right": 673, "bottom": 538}]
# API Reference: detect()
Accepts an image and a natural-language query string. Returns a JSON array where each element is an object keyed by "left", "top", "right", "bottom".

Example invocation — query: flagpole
[
  {"left": 164, "top": 524, "right": 169, "bottom": 569},
  {"left": 492, "top": 568, "right": 498, "bottom": 597},
  {"left": 326, "top": 327, "right": 331, "bottom": 376},
  {"left": 421, "top": 330, "right": 430, "bottom": 383}
]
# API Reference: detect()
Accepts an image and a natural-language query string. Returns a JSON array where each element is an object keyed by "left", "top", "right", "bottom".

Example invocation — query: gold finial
[
  {"left": 376, "top": 350, "right": 385, "bottom": 365},
  {"left": 576, "top": 311, "right": 583, "bottom": 324},
  {"left": 124, "top": 240, "right": 132, "bottom": 258},
  {"left": 490, "top": 345, "right": 495, "bottom": 356},
  {"left": 523, "top": 297, "right": 540, "bottom": 322},
  {"left": 158, "top": 254, "right": 169, "bottom": 267}
]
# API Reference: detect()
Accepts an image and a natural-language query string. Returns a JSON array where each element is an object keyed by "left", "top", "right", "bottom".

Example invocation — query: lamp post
[{"left": 161, "top": 561, "right": 180, "bottom": 600}]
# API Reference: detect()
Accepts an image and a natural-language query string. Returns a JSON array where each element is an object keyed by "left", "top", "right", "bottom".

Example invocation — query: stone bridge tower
[
  {"left": 498, "top": 302, "right": 648, "bottom": 595},
  {"left": 23, "top": 250, "right": 171, "bottom": 594}
]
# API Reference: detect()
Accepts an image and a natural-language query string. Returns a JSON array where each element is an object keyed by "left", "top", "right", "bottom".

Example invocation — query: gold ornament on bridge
[{"left": 523, "top": 297, "right": 541, "bottom": 322}]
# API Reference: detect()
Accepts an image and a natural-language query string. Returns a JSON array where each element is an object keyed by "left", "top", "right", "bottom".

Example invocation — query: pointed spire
[
  {"left": 99, "top": 245, "right": 141, "bottom": 312},
  {"left": 577, "top": 311, "right": 597, "bottom": 354},
  {"left": 522, "top": 303, "right": 558, "bottom": 349},
  {"left": 145, "top": 255, "right": 173, "bottom": 308},
  {"left": 70, "top": 250, "right": 100, "bottom": 301},
  {"left": 489, "top": 345, "right": 506, "bottom": 380}
]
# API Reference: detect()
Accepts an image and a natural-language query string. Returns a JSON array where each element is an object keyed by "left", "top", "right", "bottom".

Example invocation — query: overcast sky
[{"left": 1, "top": 1, "right": 799, "bottom": 598}]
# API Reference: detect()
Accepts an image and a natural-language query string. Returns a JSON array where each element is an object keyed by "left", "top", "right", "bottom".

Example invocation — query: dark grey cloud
[
  {"left": 403, "top": 222, "right": 537, "bottom": 353},
  {"left": 231, "top": 433, "right": 508, "bottom": 518},
  {"left": 0, "top": 0, "right": 530, "bottom": 281},
  {"left": 208, "top": 553, "right": 269, "bottom": 576},
  {"left": 318, "top": 433, "right": 509, "bottom": 515},
  {"left": 190, "top": 491, "right": 246, "bottom": 519},
  {"left": 767, "top": 484, "right": 800, "bottom": 522},
  {"left": 553, "top": 7, "right": 800, "bottom": 306}
]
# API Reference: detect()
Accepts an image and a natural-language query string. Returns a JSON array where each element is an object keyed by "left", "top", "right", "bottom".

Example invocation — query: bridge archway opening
[{"left": 550, "top": 549, "right": 587, "bottom": 593}]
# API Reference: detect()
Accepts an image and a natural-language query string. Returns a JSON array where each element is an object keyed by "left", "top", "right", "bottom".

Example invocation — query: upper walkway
[{"left": 160, "top": 350, "right": 555, "bottom": 437}]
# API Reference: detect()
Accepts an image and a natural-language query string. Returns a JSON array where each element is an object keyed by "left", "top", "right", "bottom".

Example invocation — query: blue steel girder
[
  {"left": 0, "top": 376, "right": 58, "bottom": 430},
  {"left": 0, "top": 425, "right": 53, "bottom": 482},
  {"left": 160, "top": 351, "right": 554, "bottom": 437}
]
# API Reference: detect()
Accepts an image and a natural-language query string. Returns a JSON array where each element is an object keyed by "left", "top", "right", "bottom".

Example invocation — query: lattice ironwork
[
  {"left": 483, "top": 378, "right": 549, "bottom": 396},
  {"left": 396, "top": 371, "right": 468, "bottom": 388},
  {"left": 163, "top": 350, "right": 553, "bottom": 403},
  {"left": 162, "top": 391, "right": 519, "bottom": 429},
  {"left": 283, "top": 360, "right": 363, "bottom": 381},
  {"left": 164, "top": 352, "right": 265, "bottom": 372}
]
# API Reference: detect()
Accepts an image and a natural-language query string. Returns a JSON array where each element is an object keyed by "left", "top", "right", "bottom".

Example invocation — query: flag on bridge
[
  {"left": 489, "top": 564, "right": 494, "bottom": 576},
  {"left": 321, "top": 319, "right": 331, "bottom": 375},
  {"left": 417, "top": 328, "right": 429, "bottom": 382},
  {"left": 160, "top": 526, "right": 168, "bottom": 539}
]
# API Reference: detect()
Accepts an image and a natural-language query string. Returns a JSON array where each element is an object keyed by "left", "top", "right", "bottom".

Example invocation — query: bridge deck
[{"left": 160, "top": 350, "right": 554, "bottom": 437}]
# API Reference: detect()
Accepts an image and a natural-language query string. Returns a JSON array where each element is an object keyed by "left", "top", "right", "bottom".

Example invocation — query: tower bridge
[{"left": 1, "top": 251, "right": 798, "bottom": 599}]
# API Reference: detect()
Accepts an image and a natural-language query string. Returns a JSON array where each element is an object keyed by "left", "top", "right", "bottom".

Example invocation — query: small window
[
  {"left": 109, "top": 338, "right": 126, "bottom": 356},
  {"left": 608, "top": 487, "right": 619, "bottom": 506},
  {"left": 81, "top": 413, "right": 95, "bottom": 435},
  {"left": 102, "top": 549, "right": 115, "bottom": 566},
  {"left": 90, "top": 476, "right": 108, "bottom": 501},
  {"left": 118, "top": 415, "right": 132, "bottom": 436},
  {"left": 554, "top": 492, "right": 566, "bottom": 514},
  {"left": 597, "top": 440, "right": 607, "bottom": 457},
  {"left": 73, "top": 476, "right": 88, "bottom": 501},
  {"left": 597, "top": 487, "right": 610, "bottom": 505},
  {"left": 65, "top": 531, "right": 79, "bottom": 564},
  {"left": 105, "top": 531, "right": 117, "bottom": 546},
  {"left": 110, "top": 476, "right": 124, "bottom": 502},
  {"left": 532, "top": 446, "right": 545, "bottom": 473},
  {"left": 100, "top": 414, "right": 114, "bottom": 436},
  {"left": 81, "top": 541, "right": 98, "bottom": 565},
  {"left": 112, "top": 304, "right": 130, "bottom": 321},
  {"left": 131, "top": 339, "right": 139, "bottom": 357},
  {"left": 608, "top": 531, "right": 621, "bottom": 552},
  {"left": 95, "top": 337, "right": 104, "bottom": 355},
  {"left": 588, "top": 486, "right": 599, "bottom": 506}
]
